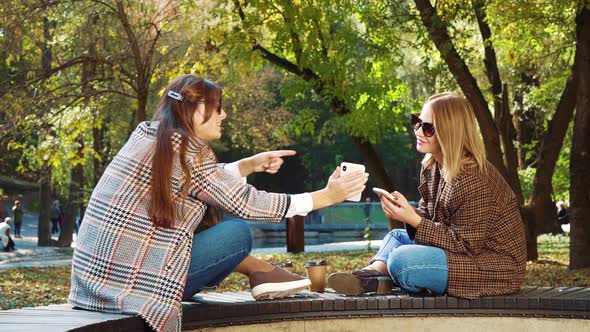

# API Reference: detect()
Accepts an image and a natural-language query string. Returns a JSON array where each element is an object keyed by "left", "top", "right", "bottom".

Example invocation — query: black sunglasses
[
  {"left": 411, "top": 113, "right": 435, "bottom": 137},
  {"left": 196, "top": 100, "right": 222, "bottom": 114}
]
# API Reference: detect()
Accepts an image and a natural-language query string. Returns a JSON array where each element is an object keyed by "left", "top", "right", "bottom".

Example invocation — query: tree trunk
[
  {"left": 473, "top": 2, "right": 524, "bottom": 203},
  {"left": 570, "top": 1, "right": 590, "bottom": 270},
  {"left": 528, "top": 71, "right": 577, "bottom": 238},
  {"left": 352, "top": 138, "right": 394, "bottom": 192},
  {"left": 499, "top": 84, "right": 524, "bottom": 203},
  {"left": 92, "top": 113, "right": 105, "bottom": 185},
  {"left": 37, "top": 164, "right": 52, "bottom": 246},
  {"left": 136, "top": 87, "right": 148, "bottom": 124},
  {"left": 352, "top": 137, "right": 402, "bottom": 230},
  {"left": 57, "top": 136, "right": 84, "bottom": 247},
  {"left": 37, "top": 11, "right": 53, "bottom": 246},
  {"left": 41, "top": 17, "right": 52, "bottom": 79},
  {"left": 115, "top": 0, "right": 149, "bottom": 127}
]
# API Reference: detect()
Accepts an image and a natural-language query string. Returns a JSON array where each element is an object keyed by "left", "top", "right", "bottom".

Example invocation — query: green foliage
[
  {"left": 221, "top": 0, "right": 412, "bottom": 143},
  {"left": 518, "top": 167, "right": 536, "bottom": 202},
  {"left": 487, "top": 0, "right": 576, "bottom": 75},
  {"left": 222, "top": 67, "right": 293, "bottom": 153}
]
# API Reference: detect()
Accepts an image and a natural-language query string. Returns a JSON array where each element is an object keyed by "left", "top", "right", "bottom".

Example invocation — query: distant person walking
[
  {"left": 363, "top": 197, "right": 372, "bottom": 220},
  {"left": 12, "top": 200, "right": 23, "bottom": 238},
  {"left": 50, "top": 200, "right": 63, "bottom": 235},
  {"left": 556, "top": 201, "right": 570, "bottom": 234},
  {"left": 1, "top": 217, "right": 15, "bottom": 252},
  {"left": 556, "top": 201, "right": 569, "bottom": 225}
]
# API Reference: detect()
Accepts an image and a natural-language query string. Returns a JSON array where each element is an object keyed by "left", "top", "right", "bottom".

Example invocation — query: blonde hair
[{"left": 422, "top": 92, "right": 486, "bottom": 182}]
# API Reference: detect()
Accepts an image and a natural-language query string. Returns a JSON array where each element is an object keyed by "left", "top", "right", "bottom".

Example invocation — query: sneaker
[
  {"left": 328, "top": 269, "right": 394, "bottom": 296},
  {"left": 249, "top": 265, "right": 311, "bottom": 300}
]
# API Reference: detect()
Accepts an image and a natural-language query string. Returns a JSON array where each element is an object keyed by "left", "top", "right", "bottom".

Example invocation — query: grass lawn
[{"left": 1, "top": 234, "right": 588, "bottom": 310}]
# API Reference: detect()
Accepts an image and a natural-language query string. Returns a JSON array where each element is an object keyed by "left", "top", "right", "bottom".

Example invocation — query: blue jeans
[
  {"left": 182, "top": 219, "right": 253, "bottom": 300},
  {"left": 372, "top": 229, "right": 448, "bottom": 295}
]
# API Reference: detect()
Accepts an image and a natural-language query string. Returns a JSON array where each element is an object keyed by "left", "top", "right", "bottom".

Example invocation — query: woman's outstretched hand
[
  {"left": 238, "top": 150, "right": 297, "bottom": 176},
  {"left": 380, "top": 191, "right": 422, "bottom": 228},
  {"left": 311, "top": 167, "right": 368, "bottom": 210}
]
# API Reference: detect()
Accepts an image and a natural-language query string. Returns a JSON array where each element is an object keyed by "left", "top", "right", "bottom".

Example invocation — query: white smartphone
[
  {"left": 373, "top": 187, "right": 399, "bottom": 206},
  {"left": 373, "top": 187, "right": 398, "bottom": 204},
  {"left": 340, "top": 162, "right": 366, "bottom": 202}
]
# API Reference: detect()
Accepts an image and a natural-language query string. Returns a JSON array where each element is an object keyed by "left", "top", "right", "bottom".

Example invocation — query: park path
[
  {"left": 0, "top": 208, "right": 74, "bottom": 270},
  {"left": 0, "top": 207, "right": 382, "bottom": 270}
]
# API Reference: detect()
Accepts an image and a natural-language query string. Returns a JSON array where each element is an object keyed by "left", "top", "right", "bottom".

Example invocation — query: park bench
[{"left": 1, "top": 286, "right": 589, "bottom": 331}]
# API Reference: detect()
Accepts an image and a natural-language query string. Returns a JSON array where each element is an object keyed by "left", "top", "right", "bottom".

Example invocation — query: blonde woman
[{"left": 329, "top": 93, "right": 527, "bottom": 298}]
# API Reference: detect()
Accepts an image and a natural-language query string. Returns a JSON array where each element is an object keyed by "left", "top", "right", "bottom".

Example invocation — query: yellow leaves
[
  {"left": 0, "top": 265, "right": 71, "bottom": 310},
  {"left": 355, "top": 92, "right": 370, "bottom": 109}
]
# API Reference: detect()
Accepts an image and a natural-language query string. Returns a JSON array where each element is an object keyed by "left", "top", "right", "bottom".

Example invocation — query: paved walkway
[
  {"left": 0, "top": 210, "right": 75, "bottom": 270},
  {"left": 1, "top": 209, "right": 381, "bottom": 270}
]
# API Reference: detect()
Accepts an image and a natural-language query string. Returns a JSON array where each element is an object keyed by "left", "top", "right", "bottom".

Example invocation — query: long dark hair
[{"left": 150, "top": 74, "right": 222, "bottom": 228}]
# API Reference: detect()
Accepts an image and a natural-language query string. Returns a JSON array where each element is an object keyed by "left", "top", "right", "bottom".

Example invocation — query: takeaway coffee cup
[{"left": 304, "top": 260, "right": 328, "bottom": 292}]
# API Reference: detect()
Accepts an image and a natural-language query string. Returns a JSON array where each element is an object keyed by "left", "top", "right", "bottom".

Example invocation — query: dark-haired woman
[{"left": 69, "top": 75, "right": 368, "bottom": 332}]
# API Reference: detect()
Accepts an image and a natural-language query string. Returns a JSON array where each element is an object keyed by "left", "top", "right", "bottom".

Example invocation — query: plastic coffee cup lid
[
  {"left": 276, "top": 261, "right": 293, "bottom": 267},
  {"left": 304, "top": 260, "right": 328, "bottom": 267}
]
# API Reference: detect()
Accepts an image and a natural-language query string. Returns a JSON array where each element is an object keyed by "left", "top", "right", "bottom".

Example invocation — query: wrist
[
  {"left": 238, "top": 158, "right": 253, "bottom": 177},
  {"left": 310, "top": 188, "right": 337, "bottom": 210},
  {"left": 408, "top": 214, "right": 422, "bottom": 228}
]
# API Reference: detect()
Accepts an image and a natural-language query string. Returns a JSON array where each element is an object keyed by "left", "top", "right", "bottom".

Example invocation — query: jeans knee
[
  {"left": 387, "top": 247, "right": 409, "bottom": 277},
  {"left": 387, "top": 228, "right": 402, "bottom": 238},
  {"left": 225, "top": 219, "right": 253, "bottom": 253}
]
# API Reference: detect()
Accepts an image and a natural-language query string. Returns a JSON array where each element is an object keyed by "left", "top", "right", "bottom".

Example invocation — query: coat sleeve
[
  {"left": 414, "top": 165, "right": 431, "bottom": 219},
  {"left": 189, "top": 157, "right": 290, "bottom": 223},
  {"left": 414, "top": 173, "right": 492, "bottom": 256}
]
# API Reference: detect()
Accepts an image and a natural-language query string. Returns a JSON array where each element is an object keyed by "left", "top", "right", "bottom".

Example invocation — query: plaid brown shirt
[
  {"left": 414, "top": 161, "right": 527, "bottom": 299},
  {"left": 69, "top": 122, "right": 290, "bottom": 332}
]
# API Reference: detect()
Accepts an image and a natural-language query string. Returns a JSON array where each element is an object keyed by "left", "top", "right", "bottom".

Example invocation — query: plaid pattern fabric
[
  {"left": 69, "top": 122, "right": 290, "bottom": 332},
  {"left": 414, "top": 161, "right": 527, "bottom": 299}
]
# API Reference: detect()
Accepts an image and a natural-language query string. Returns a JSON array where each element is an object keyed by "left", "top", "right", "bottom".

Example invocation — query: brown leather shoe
[
  {"left": 328, "top": 269, "right": 394, "bottom": 296},
  {"left": 249, "top": 266, "right": 311, "bottom": 300}
]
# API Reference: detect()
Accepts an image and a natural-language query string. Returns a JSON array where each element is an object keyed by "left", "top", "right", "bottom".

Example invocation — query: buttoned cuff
[{"left": 285, "top": 193, "right": 313, "bottom": 217}]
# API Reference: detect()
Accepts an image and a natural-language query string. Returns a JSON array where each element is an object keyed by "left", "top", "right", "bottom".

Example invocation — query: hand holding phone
[{"left": 339, "top": 162, "right": 366, "bottom": 201}]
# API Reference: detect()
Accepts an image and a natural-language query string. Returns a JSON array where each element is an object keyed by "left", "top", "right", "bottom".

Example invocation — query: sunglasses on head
[{"left": 411, "top": 113, "right": 435, "bottom": 137}]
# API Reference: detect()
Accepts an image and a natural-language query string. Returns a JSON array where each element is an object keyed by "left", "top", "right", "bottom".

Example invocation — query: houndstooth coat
[
  {"left": 68, "top": 122, "right": 290, "bottom": 332},
  {"left": 414, "top": 161, "right": 527, "bottom": 299}
]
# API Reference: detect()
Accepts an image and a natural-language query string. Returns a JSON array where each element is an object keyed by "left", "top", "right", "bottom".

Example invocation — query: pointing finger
[{"left": 270, "top": 150, "right": 297, "bottom": 158}]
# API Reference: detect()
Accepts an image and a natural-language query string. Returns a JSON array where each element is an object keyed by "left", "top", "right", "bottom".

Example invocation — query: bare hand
[
  {"left": 380, "top": 191, "right": 421, "bottom": 227},
  {"left": 325, "top": 167, "right": 368, "bottom": 204},
  {"left": 240, "top": 150, "right": 296, "bottom": 176}
]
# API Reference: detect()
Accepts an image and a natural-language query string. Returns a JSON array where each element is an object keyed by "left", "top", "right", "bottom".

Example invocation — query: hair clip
[{"left": 167, "top": 90, "right": 183, "bottom": 101}]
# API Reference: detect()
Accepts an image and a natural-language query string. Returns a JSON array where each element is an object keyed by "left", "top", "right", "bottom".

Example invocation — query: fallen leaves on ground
[{"left": 1, "top": 234, "right": 588, "bottom": 310}]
